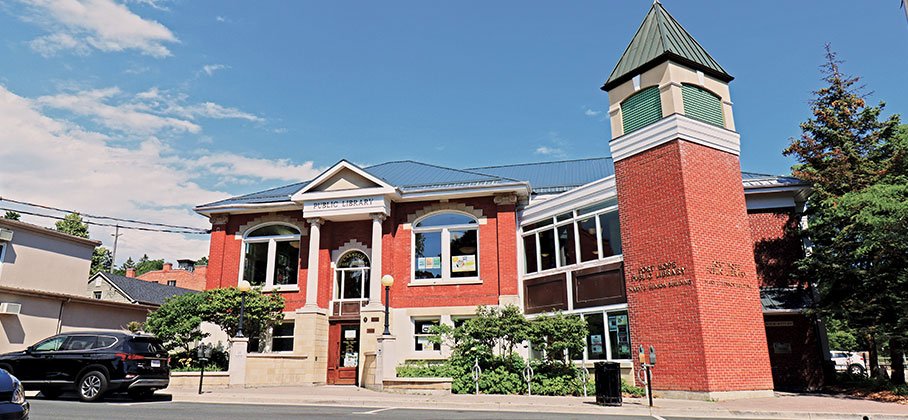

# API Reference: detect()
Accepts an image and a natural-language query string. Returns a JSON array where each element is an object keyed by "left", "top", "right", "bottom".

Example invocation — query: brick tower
[{"left": 602, "top": 3, "right": 774, "bottom": 399}]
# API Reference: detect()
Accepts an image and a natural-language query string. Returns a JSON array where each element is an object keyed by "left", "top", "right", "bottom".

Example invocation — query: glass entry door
[{"left": 327, "top": 321, "right": 360, "bottom": 385}]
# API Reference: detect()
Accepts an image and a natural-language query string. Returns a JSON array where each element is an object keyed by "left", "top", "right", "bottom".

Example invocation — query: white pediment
[{"left": 291, "top": 160, "right": 396, "bottom": 202}]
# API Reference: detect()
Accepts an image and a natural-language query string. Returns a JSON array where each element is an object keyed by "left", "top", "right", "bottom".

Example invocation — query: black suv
[{"left": 0, "top": 332, "right": 169, "bottom": 402}]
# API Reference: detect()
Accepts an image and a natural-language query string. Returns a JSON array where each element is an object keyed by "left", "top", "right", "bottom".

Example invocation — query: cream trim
[
  {"left": 234, "top": 213, "right": 308, "bottom": 240},
  {"left": 331, "top": 239, "right": 371, "bottom": 264},
  {"left": 609, "top": 113, "right": 740, "bottom": 162},
  {"left": 402, "top": 202, "right": 487, "bottom": 230}
]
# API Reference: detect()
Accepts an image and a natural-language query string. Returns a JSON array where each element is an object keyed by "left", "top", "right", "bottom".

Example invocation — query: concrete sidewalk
[{"left": 166, "top": 385, "right": 908, "bottom": 419}]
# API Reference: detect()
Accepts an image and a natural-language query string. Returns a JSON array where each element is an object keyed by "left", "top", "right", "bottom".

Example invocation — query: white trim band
[{"left": 609, "top": 113, "right": 740, "bottom": 162}]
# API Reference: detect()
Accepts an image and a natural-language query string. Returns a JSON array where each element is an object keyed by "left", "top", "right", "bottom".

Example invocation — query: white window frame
[
  {"left": 521, "top": 200, "right": 621, "bottom": 277},
  {"left": 270, "top": 321, "right": 295, "bottom": 353},
  {"left": 0, "top": 242, "right": 7, "bottom": 279},
  {"left": 166, "top": 280, "right": 176, "bottom": 287},
  {"left": 410, "top": 211, "right": 481, "bottom": 284},
  {"left": 238, "top": 222, "right": 302, "bottom": 291},
  {"left": 332, "top": 250, "right": 370, "bottom": 314},
  {"left": 413, "top": 317, "right": 441, "bottom": 353}
]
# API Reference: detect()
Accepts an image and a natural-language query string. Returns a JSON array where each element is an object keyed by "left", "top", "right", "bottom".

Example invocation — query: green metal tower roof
[{"left": 601, "top": 1, "right": 732, "bottom": 91}]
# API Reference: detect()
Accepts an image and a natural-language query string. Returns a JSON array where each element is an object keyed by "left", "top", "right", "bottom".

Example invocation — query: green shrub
[
  {"left": 396, "top": 360, "right": 457, "bottom": 378},
  {"left": 622, "top": 379, "right": 646, "bottom": 397}
]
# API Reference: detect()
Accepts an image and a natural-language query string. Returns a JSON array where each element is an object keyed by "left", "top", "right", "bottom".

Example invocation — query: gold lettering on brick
[
  {"left": 707, "top": 260, "right": 747, "bottom": 278},
  {"left": 628, "top": 261, "right": 690, "bottom": 292}
]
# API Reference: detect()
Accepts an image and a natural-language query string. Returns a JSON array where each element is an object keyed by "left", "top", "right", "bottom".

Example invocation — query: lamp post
[
  {"left": 381, "top": 275, "right": 394, "bottom": 335},
  {"left": 236, "top": 280, "right": 251, "bottom": 338}
]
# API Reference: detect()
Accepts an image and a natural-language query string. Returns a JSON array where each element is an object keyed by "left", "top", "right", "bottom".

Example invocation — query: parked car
[
  {"left": 0, "top": 367, "right": 28, "bottom": 419},
  {"left": 830, "top": 350, "right": 867, "bottom": 376},
  {"left": 0, "top": 332, "right": 169, "bottom": 402}
]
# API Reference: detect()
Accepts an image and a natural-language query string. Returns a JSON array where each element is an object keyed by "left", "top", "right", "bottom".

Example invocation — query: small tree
[
  {"left": 145, "top": 292, "right": 208, "bottom": 352},
  {"left": 55, "top": 213, "right": 90, "bottom": 238},
  {"left": 528, "top": 312, "right": 588, "bottom": 364},
  {"left": 3, "top": 211, "right": 20, "bottom": 220},
  {"left": 196, "top": 256, "right": 209, "bottom": 266},
  {"left": 91, "top": 247, "right": 112, "bottom": 276},
  {"left": 135, "top": 254, "right": 164, "bottom": 276},
  {"left": 200, "top": 287, "right": 285, "bottom": 339}
]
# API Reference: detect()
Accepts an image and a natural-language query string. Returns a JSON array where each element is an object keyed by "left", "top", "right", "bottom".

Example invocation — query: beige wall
[
  {"left": 86, "top": 277, "right": 132, "bottom": 303},
  {"left": 0, "top": 223, "right": 96, "bottom": 296},
  {"left": 0, "top": 290, "right": 149, "bottom": 353}
]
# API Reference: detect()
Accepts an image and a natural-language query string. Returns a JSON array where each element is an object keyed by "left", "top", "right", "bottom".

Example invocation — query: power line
[
  {"left": 0, "top": 207, "right": 209, "bottom": 235},
  {"left": 0, "top": 196, "right": 208, "bottom": 232}
]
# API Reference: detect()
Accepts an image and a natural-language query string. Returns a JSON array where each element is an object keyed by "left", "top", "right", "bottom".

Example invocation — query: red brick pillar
[{"left": 206, "top": 214, "right": 229, "bottom": 290}]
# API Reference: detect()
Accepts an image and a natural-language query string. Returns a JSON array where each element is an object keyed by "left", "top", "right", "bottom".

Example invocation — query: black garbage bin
[{"left": 594, "top": 361, "right": 622, "bottom": 406}]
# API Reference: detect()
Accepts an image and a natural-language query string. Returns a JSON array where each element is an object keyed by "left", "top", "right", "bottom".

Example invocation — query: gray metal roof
[
  {"left": 602, "top": 2, "right": 732, "bottom": 91},
  {"left": 98, "top": 273, "right": 197, "bottom": 306},
  {"left": 364, "top": 160, "right": 519, "bottom": 192},
  {"left": 467, "top": 157, "right": 616, "bottom": 195},
  {"left": 198, "top": 181, "right": 310, "bottom": 208}
]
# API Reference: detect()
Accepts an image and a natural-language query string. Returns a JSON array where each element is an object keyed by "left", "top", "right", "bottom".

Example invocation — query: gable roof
[
  {"left": 94, "top": 272, "right": 197, "bottom": 306},
  {"left": 292, "top": 160, "right": 394, "bottom": 196},
  {"left": 467, "top": 157, "right": 615, "bottom": 195},
  {"left": 365, "top": 160, "right": 521, "bottom": 192},
  {"left": 602, "top": 1, "right": 732, "bottom": 91},
  {"left": 198, "top": 181, "right": 310, "bottom": 208}
]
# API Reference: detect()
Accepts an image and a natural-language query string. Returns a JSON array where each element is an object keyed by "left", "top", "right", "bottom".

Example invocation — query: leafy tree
[
  {"left": 55, "top": 213, "right": 89, "bottom": 238},
  {"left": 784, "top": 46, "right": 908, "bottom": 384},
  {"left": 528, "top": 312, "right": 587, "bottom": 364},
  {"left": 135, "top": 254, "right": 164, "bottom": 276},
  {"left": 145, "top": 292, "right": 208, "bottom": 352},
  {"left": 3, "top": 211, "right": 20, "bottom": 220},
  {"left": 196, "top": 256, "right": 208, "bottom": 266},
  {"left": 91, "top": 247, "right": 112, "bottom": 276}
]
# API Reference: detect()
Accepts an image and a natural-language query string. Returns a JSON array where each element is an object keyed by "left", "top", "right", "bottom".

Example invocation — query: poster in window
[
  {"left": 451, "top": 255, "right": 476, "bottom": 273},
  {"left": 615, "top": 315, "right": 628, "bottom": 326},
  {"left": 591, "top": 344, "right": 604, "bottom": 354},
  {"left": 590, "top": 334, "right": 603, "bottom": 345},
  {"left": 420, "top": 323, "right": 434, "bottom": 334},
  {"left": 344, "top": 352, "right": 358, "bottom": 367},
  {"left": 417, "top": 258, "right": 427, "bottom": 270},
  {"left": 608, "top": 318, "right": 618, "bottom": 332}
]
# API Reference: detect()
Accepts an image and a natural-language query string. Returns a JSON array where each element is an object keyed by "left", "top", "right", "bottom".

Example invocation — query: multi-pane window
[
  {"left": 413, "top": 213, "right": 479, "bottom": 281},
  {"left": 334, "top": 251, "right": 370, "bottom": 301},
  {"left": 414, "top": 319, "right": 441, "bottom": 352},
  {"left": 167, "top": 280, "right": 176, "bottom": 287},
  {"left": 271, "top": 322, "right": 294, "bottom": 352},
  {"left": 242, "top": 224, "right": 301, "bottom": 288},
  {"left": 574, "top": 310, "right": 631, "bottom": 361},
  {"left": 522, "top": 199, "right": 622, "bottom": 275}
]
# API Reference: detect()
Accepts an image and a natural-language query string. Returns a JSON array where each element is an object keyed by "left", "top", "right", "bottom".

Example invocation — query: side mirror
[{"left": 25, "top": 346, "right": 34, "bottom": 354}]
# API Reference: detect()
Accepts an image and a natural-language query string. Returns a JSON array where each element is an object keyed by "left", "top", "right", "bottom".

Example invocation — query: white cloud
[
  {"left": 584, "top": 108, "right": 601, "bottom": 117},
  {"left": 534, "top": 131, "right": 569, "bottom": 158},
  {"left": 200, "top": 64, "right": 228, "bottom": 77},
  {"left": 20, "top": 0, "right": 178, "bottom": 58},
  {"left": 535, "top": 146, "right": 564, "bottom": 156},
  {"left": 215, "top": 15, "right": 227, "bottom": 23},
  {"left": 0, "top": 84, "right": 319, "bottom": 264}
]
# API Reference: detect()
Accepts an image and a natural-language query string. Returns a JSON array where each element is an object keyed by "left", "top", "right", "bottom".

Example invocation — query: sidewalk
[{"left": 166, "top": 385, "right": 908, "bottom": 419}]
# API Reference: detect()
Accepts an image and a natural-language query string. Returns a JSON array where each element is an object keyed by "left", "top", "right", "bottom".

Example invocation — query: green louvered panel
[
  {"left": 621, "top": 87, "right": 663, "bottom": 134},
  {"left": 682, "top": 84, "right": 724, "bottom": 127}
]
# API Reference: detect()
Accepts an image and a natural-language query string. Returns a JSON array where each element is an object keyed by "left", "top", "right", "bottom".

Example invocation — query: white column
[
  {"left": 304, "top": 217, "right": 323, "bottom": 310},
  {"left": 365, "top": 213, "right": 385, "bottom": 311}
]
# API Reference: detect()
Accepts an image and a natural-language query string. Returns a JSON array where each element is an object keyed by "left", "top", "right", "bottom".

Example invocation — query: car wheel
[
  {"left": 40, "top": 388, "right": 63, "bottom": 399},
  {"left": 848, "top": 364, "right": 866, "bottom": 376},
  {"left": 78, "top": 370, "right": 108, "bottom": 402},
  {"left": 128, "top": 389, "right": 154, "bottom": 401}
]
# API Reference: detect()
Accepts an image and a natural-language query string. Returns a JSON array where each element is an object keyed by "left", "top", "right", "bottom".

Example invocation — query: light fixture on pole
[
  {"left": 381, "top": 275, "right": 394, "bottom": 335},
  {"left": 236, "top": 280, "right": 251, "bottom": 338}
]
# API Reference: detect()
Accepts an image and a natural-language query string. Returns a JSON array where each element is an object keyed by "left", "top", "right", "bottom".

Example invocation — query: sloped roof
[
  {"left": 98, "top": 272, "right": 196, "bottom": 306},
  {"left": 467, "top": 157, "right": 615, "bottom": 195},
  {"left": 761, "top": 287, "right": 813, "bottom": 312},
  {"left": 602, "top": 1, "right": 732, "bottom": 91},
  {"left": 365, "top": 160, "right": 521, "bottom": 192},
  {"left": 198, "top": 181, "right": 310, "bottom": 208}
]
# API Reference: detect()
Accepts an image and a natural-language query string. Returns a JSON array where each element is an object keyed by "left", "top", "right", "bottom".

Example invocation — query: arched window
[
  {"left": 412, "top": 212, "right": 479, "bottom": 281},
  {"left": 681, "top": 84, "right": 724, "bottom": 127},
  {"left": 335, "top": 250, "right": 370, "bottom": 302},
  {"left": 621, "top": 86, "right": 662, "bottom": 134},
  {"left": 242, "top": 224, "right": 301, "bottom": 288}
]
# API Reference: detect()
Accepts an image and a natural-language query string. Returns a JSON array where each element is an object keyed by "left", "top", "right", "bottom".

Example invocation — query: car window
[
  {"left": 33, "top": 336, "right": 66, "bottom": 352},
  {"left": 62, "top": 335, "right": 98, "bottom": 351},
  {"left": 96, "top": 336, "right": 118, "bottom": 349},
  {"left": 129, "top": 338, "right": 164, "bottom": 355}
]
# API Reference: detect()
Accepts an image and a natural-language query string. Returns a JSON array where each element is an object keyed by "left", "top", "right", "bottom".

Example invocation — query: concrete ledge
[
  {"left": 168, "top": 371, "right": 230, "bottom": 389},
  {"left": 384, "top": 377, "right": 452, "bottom": 395},
  {"left": 654, "top": 389, "right": 775, "bottom": 401}
]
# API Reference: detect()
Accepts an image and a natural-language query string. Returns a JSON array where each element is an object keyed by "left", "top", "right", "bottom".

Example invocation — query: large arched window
[
  {"left": 412, "top": 212, "right": 479, "bottom": 281},
  {"left": 621, "top": 86, "right": 662, "bottom": 134},
  {"left": 335, "top": 250, "right": 370, "bottom": 301},
  {"left": 681, "top": 84, "right": 724, "bottom": 127},
  {"left": 242, "top": 224, "right": 301, "bottom": 288}
]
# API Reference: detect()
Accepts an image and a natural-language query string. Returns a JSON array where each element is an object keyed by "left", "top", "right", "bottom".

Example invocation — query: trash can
[{"left": 594, "top": 361, "right": 622, "bottom": 406}]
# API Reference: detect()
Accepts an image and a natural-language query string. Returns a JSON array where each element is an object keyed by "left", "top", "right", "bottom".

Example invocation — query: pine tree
[
  {"left": 784, "top": 46, "right": 908, "bottom": 384},
  {"left": 3, "top": 211, "right": 20, "bottom": 221},
  {"left": 55, "top": 213, "right": 90, "bottom": 238}
]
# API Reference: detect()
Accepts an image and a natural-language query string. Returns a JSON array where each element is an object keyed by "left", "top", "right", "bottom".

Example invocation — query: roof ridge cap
[{"left": 465, "top": 156, "right": 613, "bottom": 170}]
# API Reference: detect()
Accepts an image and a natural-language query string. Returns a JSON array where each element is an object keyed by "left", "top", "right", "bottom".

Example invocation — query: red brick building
[
  {"left": 129, "top": 260, "right": 207, "bottom": 291},
  {"left": 195, "top": 2, "right": 826, "bottom": 397}
]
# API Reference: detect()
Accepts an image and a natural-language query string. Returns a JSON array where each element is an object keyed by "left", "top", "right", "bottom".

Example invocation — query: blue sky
[{"left": 0, "top": 0, "right": 906, "bottom": 263}]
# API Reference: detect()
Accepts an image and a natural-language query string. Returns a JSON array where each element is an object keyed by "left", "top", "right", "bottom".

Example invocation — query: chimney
[
  {"left": 126, "top": 268, "right": 136, "bottom": 277},
  {"left": 163, "top": 263, "right": 173, "bottom": 272}
]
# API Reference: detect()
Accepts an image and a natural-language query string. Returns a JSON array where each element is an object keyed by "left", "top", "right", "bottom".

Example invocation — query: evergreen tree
[
  {"left": 91, "top": 247, "right": 112, "bottom": 276},
  {"left": 3, "top": 211, "right": 20, "bottom": 220},
  {"left": 195, "top": 256, "right": 208, "bottom": 266},
  {"left": 55, "top": 213, "right": 90, "bottom": 238},
  {"left": 135, "top": 254, "right": 164, "bottom": 276},
  {"left": 784, "top": 46, "right": 908, "bottom": 384}
]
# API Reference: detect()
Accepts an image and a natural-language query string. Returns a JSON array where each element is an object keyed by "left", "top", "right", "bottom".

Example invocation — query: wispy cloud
[
  {"left": 215, "top": 15, "right": 228, "bottom": 23},
  {"left": 200, "top": 63, "right": 229, "bottom": 77},
  {"left": 535, "top": 146, "right": 564, "bottom": 156},
  {"left": 19, "top": 0, "right": 178, "bottom": 58},
  {"left": 584, "top": 108, "right": 601, "bottom": 117},
  {"left": 534, "top": 131, "right": 569, "bottom": 158}
]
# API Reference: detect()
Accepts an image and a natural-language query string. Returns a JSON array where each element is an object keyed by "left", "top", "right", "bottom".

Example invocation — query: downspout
[{"left": 56, "top": 298, "right": 70, "bottom": 334}]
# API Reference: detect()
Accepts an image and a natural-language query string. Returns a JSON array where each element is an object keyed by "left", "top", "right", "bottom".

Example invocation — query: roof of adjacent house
[
  {"left": 195, "top": 157, "right": 807, "bottom": 210},
  {"left": 602, "top": 1, "right": 732, "bottom": 91},
  {"left": 760, "top": 287, "right": 814, "bottom": 312},
  {"left": 0, "top": 218, "right": 101, "bottom": 248},
  {"left": 96, "top": 272, "right": 197, "bottom": 306}
]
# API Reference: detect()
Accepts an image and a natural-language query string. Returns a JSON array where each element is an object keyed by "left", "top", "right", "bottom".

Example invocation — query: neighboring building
[
  {"left": 88, "top": 272, "right": 197, "bottom": 306},
  {"left": 195, "top": 3, "right": 826, "bottom": 397},
  {"left": 0, "top": 218, "right": 153, "bottom": 353},
  {"left": 129, "top": 260, "right": 208, "bottom": 291}
]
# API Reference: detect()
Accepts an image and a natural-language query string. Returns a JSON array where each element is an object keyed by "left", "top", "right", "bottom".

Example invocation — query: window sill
[
  {"left": 407, "top": 278, "right": 483, "bottom": 287},
  {"left": 262, "top": 285, "right": 300, "bottom": 293}
]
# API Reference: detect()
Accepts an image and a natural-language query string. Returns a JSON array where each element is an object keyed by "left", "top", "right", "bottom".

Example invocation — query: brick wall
[
  {"left": 615, "top": 139, "right": 774, "bottom": 393},
  {"left": 747, "top": 209, "right": 804, "bottom": 287},
  {"left": 137, "top": 265, "right": 208, "bottom": 291}
]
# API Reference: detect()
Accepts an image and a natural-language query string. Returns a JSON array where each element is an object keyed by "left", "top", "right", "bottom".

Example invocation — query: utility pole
[{"left": 110, "top": 225, "right": 122, "bottom": 271}]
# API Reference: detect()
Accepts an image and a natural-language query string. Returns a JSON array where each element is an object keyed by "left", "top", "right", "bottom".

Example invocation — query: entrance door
[{"left": 326, "top": 322, "right": 360, "bottom": 385}]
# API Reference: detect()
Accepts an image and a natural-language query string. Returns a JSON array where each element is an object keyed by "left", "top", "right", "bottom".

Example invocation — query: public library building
[{"left": 196, "top": 3, "right": 826, "bottom": 399}]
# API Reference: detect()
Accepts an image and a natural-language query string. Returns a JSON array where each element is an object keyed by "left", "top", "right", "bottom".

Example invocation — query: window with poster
[
  {"left": 413, "top": 318, "right": 441, "bottom": 352},
  {"left": 576, "top": 309, "right": 631, "bottom": 361},
  {"left": 412, "top": 212, "right": 479, "bottom": 282}
]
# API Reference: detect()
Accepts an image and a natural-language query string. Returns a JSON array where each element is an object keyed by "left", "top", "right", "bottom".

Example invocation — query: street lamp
[
  {"left": 236, "top": 280, "right": 251, "bottom": 338},
  {"left": 381, "top": 275, "right": 394, "bottom": 335}
]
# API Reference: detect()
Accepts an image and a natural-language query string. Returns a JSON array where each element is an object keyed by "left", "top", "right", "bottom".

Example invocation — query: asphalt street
[{"left": 25, "top": 398, "right": 772, "bottom": 420}]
